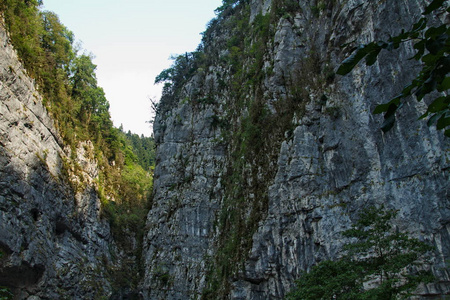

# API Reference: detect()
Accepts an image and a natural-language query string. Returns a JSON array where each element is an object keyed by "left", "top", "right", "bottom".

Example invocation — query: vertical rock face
[
  {"left": 143, "top": 0, "right": 450, "bottom": 299},
  {"left": 0, "top": 19, "right": 117, "bottom": 298},
  {"left": 143, "top": 83, "right": 227, "bottom": 297}
]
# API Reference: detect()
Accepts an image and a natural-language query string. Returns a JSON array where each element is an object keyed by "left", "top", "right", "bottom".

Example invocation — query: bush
[{"left": 287, "top": 206, "right": 435, "bottom": 300}]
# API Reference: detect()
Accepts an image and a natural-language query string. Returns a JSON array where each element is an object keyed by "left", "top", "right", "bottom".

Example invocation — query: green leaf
[
  {"left": 419, "top": 111, "right": 430, "bottom": 120},
  {"left": 423, "top": 0, "right": 445, "bottom": 15},
  {"left": 381, "top": 104, "right": 398, "bottom": 133},
  {"left": 445, "top": 129, "right": 450, "bottom": 137},
  {"left": 438, "top": 77, "right": 450, "bottom": 92},
  {"left": 425, "top": 25, "right": 447, "bottom": 39},
  {"left": 373, "top": 103, "right": 391, "bottom": 114},
  {"left": 427, "top": 113, "right": 441, "bottom": 126},
  {"left": 366, "top": 47, "right": 382, "bottom": 66},
  {"left": 421, "top": 52, "right": 439, "bottom": 65},
  {"left": 337, "top": 44, "right": 376, "bottom": 75},
  {"left": 374, "top": 95, "right": 403, "bottom": 114},
  {"left": 427, "top": 96, "right": 448, "bottom": 113},
  {"left": 413, "top": 39, "right": 425, "bottom": 57},
  {"left": 425, "top": 34, "right": 447, "bottom": 55},
  {"left": 436, "top": 114, "right": 450, "bottom": 130},
  {"left": 423, "top": 77, "right": 438, "bottom": 96},
  {"left": 401, "top": 81, "right": 419, "bottom": 97},
  {"left": 381, "top": 115, "right": 396, "bottom": 133},
  {"left": 412, "top": 18, "right": 427, "bottom": 32},
  {"left": 390, "top": 34, "right": 406, "bottom": 49}
]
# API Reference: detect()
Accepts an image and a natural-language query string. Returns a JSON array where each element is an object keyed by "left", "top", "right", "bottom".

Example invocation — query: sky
[{"left": 41, "top": 0, "right": 223, "bottom": 137}]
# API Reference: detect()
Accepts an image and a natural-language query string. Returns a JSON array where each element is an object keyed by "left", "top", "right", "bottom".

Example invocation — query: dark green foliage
[
  {"left": 100, "top": 130, "right": 153, "bottom": 240},
  {"left": 0, "top": 287, "right": 12, "bottom": 300},
  {"left": 1, "top": 0, "right": 44, "bottom": 78},
  {"left": 286, "top": 260, "right": 363, "bottom": 300},
  {"left": 215, "top": 0, "right": 243, "bottom": 17},
  {"left": 286, "top": 206, "right": 435, "bottom": 300},
  {"left": 0, "top": 252, "right": 12, "bottom": 300},
  {"left": 122, "top": 130, "right": 155, "bottom": 171},
  {"left": 337, "top": 0, "right": 450, "bottom": 136}
]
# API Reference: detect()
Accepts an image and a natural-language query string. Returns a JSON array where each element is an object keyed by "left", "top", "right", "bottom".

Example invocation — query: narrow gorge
[{"left": 1, "top": 0, "right": 450, "bottom": 299}]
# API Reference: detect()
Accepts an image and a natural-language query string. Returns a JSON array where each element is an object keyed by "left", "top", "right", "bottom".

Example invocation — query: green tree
[
  {"left": 215, "top": 0, "right": 241, "bottom": 15},
  {"left": 0, "top": 0, "right": 44, "bottom": 78},
  {"left": 71, "top": 55, "right": 111, "bottom": 131},
  {"left": 286, "top": 206, "right": 434, "bottom": 300},
  {"left": 154, "top": 52, "right": 204, "bottom": 113},
  {"left": 121, "top": 130, "right": 155, "bottom": 171},
  {"left": 337, "top": 0, "right": 450, "bottom": 136},
  {"left": 41, "top": 11, "right": 75, "bottom": 71},
  {"left": 71, "top": 54, "right": 98, "bottom": 96}
]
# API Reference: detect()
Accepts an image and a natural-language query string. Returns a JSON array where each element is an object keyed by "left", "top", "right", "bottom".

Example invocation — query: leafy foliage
[
  {"left": 286, "top": 206, "right": 435, "bottom": 300},
  {"left": 337, "top": 0, "right": 450, "bottom": 136},
  {"left": 215, "top": 0, "right": 242, "bottom": 16},
  {"left": 122, "top": 129, "right": 155, "bottom": 171},
  {"left": 99, "top": 129, "right": 154, "bottom": 238},
  {"left": 286, "top": 259, "right": 363, "bottom": 300}
]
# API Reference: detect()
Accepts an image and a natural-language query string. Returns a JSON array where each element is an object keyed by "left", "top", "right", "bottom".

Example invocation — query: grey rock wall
[
  {"left": 143, "top": 0, "right": 449, "bottom": 299},
  {"left": 0, "top": 19, "right": 117, "bottom": 299}
]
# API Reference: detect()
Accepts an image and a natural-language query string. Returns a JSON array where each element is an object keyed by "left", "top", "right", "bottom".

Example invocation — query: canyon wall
[
  {"left": 1, "top": 1, "right": 449, "bottom": 299},
  {"left": 0, "top": 18, "right": 120, "bottom": 299},
  {"left": 143, "top": 0, "right": 450, "bottom": 299}
]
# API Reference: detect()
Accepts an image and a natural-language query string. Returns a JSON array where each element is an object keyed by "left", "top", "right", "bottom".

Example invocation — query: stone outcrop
[
  {"left": 0, "top": 18, "right": 118, "bottom": 299},
  {"left": 143, "top": 0, "right": 450, "bottom": 299}
]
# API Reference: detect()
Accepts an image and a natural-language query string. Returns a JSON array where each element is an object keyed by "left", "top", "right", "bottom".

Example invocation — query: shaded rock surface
[
  {"left": 143, "top": 0, "right": 450, "bottom": 299},
  {"left": 0, "top": 18, "right": 119, "bottom": 299}
]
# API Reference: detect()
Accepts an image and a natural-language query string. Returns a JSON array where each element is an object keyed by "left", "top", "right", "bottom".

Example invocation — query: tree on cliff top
[{"left": 337, "top": 0, "right": 450, "bottom": 137}]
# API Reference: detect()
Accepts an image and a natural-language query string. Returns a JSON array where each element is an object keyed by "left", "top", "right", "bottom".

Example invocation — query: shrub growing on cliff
[
  {"left": 286, "top": 206, "right": 435, "bottom": 300},
  {"left": 337, "top": 0, "right": 450, "bottom": 136}
]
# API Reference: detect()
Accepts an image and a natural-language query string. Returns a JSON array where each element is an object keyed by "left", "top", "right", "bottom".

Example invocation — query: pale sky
[{"left": 42, "top": 0, "right": 223, "bottom": 136}]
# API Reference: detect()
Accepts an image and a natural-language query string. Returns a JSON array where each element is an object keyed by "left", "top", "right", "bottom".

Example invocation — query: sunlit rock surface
[{"left": 143, "top": 0, "right": 450, "bottom": 299}]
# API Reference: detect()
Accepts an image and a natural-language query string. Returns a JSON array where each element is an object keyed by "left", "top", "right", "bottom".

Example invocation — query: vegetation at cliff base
[{"left": 286, "top": 206, "right": 435, "bottom": 300}]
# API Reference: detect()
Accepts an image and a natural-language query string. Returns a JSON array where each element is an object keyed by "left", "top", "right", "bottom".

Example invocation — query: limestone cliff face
[
  {"left": 0, "top": 19, "right": 118, "bottom": 298},
  {"left": 143, "top": 0, "right": 450, "bottom": 299}
]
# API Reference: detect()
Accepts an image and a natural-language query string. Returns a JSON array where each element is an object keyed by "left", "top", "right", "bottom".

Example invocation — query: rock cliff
[
  {"left": 1, "top": 0, "right": 449, "bottom": 299},
  {"left": 143, "top": 0, "right": 450, "bottom": 299},
  {"left": 0, "top": 18, "right": 119, "bottom": 298}
]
